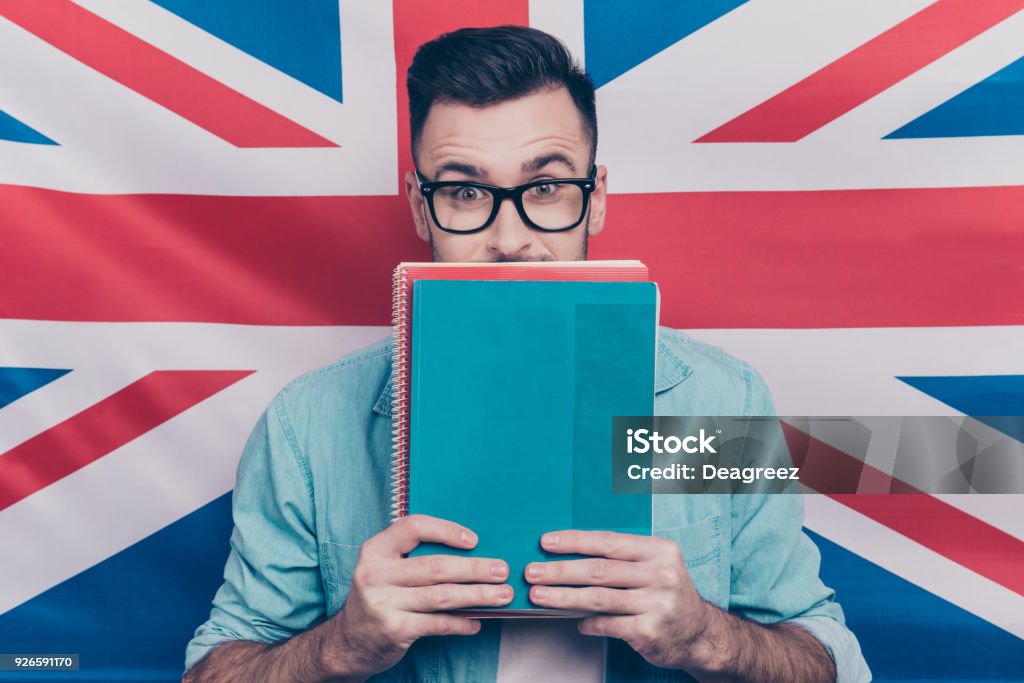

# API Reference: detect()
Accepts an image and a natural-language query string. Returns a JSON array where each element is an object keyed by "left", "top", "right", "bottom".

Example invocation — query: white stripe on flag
[
  {"left": 0, "top": 0, "right": 397, "bottom": 196},
  {"left": 0, "top": 321, "right": 390, "bottom": 613},
  {"left": 804, "top": 493, "right": 1024, "bottom": 639},
  {"left": 529, "top": 0, "right": 585, "bottom": 65},
  {"left": 597, "top": 1, "right": 1024, "bottom": 192}
]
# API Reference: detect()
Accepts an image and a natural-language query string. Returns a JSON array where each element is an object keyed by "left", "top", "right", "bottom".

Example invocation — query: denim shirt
[{"left": 185, "top": 328, "right": 871, "bottom": 682}]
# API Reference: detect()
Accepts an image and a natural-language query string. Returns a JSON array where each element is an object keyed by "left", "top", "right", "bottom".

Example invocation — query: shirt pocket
[
  {"left": 654, "top": 515, "right": 726, "bottom": 608},
  {"left": 320, "top": 540, "right": 361, "bottom": 617}
]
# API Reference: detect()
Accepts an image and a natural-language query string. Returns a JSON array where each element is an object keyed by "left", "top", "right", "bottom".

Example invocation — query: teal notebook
[{"left": 405, "top": 279, "right": 657, "bottom": 614}]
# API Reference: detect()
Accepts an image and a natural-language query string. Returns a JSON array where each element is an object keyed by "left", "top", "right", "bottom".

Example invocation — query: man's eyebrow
[
  {"left": 434, "top": 161, "right": 485, "bottom": 179},
  {"left": 522, "top": 153, "right": 576, "bottom": 175}
]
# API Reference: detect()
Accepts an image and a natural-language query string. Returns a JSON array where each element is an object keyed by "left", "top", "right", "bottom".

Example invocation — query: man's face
[{"left": 405, "top": 86, "right": 607, "bottom": 262}]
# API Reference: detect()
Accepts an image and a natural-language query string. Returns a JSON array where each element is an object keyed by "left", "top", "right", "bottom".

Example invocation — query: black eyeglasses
[{"left": 415, "top": 166, "right": 597, "bottom": 234}]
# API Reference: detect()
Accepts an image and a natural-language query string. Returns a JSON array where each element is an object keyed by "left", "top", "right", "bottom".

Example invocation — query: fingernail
[
  {"left": 533, "top": 586, "right": 549, "bottom": 599},
  {"left": 491, "top": 562, "right": 507, "bottom": 578},
  {"left": 496, "top": 585, "right": 513, "bottom": 599},
  {"left": 526, "top": 564, "right": 543, "bottom": 579},
  {"left": 461, "top": 529, "right": 477, "bottom": 545},
  {"left": 542, "top": 533, "right": 559, "bottom": 548}
]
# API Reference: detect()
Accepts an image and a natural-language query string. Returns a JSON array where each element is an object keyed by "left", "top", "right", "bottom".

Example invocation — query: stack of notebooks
[{"left": 390, "top": 261, "right": 658, "bottom": 615}]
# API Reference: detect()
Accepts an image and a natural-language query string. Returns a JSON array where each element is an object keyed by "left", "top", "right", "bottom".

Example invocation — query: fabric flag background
[{"left": 1, "top": 0, "right": 1022, "bottom": 679}]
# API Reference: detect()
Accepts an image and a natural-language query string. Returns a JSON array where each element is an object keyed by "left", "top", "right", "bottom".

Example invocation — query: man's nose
[{"left": 486, "top": 197, "right": 535, "bottom": 259}]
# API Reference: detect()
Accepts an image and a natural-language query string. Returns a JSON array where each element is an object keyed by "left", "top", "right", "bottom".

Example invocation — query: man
[{"left": 184, "top": 26, "right": 869, "bottom": 682}]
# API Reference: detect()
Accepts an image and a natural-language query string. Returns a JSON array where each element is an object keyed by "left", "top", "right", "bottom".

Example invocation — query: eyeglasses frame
[{"left": 415, "top": 165, "right": 598, "bottom": 234}]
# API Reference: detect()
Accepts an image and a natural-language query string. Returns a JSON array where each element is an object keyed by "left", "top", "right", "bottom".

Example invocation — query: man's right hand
[{"left": 318, "top": 514, "right": 513, "bottom": 681}]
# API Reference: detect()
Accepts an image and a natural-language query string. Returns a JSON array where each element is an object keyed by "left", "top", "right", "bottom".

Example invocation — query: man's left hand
[{"left": 525, "top": 530, "right": 713, "bottom": 672}]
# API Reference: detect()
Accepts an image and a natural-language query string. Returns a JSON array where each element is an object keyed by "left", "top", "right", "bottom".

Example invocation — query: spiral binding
[{"left": 390, "top": 265, "right": 411, "bottom": 521}]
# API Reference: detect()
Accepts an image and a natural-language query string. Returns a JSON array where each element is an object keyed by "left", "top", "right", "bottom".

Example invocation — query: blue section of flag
[
  {"left": 150, "top": 0, "right": 343, "bottom": 102},
  {"left": 886, "top": 56, "right": 1024, "bottom": 139},
  {"left": 898, "top": 375, "right": 1024, "bottom": 443},
  {"left": 809, "top": 530, "right": 1024, "bottom": 680},
  {"left": 0, "top": 494, "right": 233, "bottom": 682},
  {"left": 584, "top": 0, "right": 748, "bottom": 88},
  {"left": 0, "top": 109, "right": 57, "bottom": 145},
  {"left": 0, "top": 368, "right": 70, "bottom": 409}
]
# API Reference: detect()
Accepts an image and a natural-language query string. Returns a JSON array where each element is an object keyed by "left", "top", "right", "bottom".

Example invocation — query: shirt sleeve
[
  {"left": 183, "top": 391, "right": 326, "bottom": 674},
  {"left": 728, "top": 364, "right": 872, "bottom": 683}
]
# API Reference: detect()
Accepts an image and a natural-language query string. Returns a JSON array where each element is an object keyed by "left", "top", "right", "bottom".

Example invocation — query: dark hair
[{"left": 407, "top": 26, "right": 597, "bottom": 165}]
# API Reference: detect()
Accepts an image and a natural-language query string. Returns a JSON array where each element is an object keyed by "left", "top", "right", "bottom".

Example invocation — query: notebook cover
[
  {"left": 389, "top": 261, "right": 650, "bottom": 520},
  {"left": 407, "top": 279, "right": 656, "bottom": 613}
]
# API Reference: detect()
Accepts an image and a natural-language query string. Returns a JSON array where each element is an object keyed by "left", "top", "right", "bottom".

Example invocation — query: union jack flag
[{"left": 0, "top": 1, "right": 1021, "bottom": 679}]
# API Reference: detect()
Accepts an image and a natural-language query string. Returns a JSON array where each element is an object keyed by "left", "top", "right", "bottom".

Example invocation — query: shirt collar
[
  {"left": 655, "top": 335, "right": 692, "bottom": 393},
  {"left": 373, "top": 333, "right": 691, "bottom": 417},
  {"left": 374, "top": 367, "right": 394, "bottom": 416}
]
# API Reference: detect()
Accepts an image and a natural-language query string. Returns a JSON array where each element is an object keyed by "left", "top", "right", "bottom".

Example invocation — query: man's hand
[
  {"left": 525, "top": 530, "right": 836, "bottom": 683},
  {"left": 183, "top": 515, "right": 512, "bottom": 683},
  {"left": 524, "top": 529, "right": 705, "bottom": 670},
  {"left": 320, "top": 514, "right": 514, "bottom": 681}
]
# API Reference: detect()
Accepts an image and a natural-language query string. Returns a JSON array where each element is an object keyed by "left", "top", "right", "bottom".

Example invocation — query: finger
[
  {"left": 525, "top": 558, "right": 646, "bottom": 588},
  {"left": 529, "top": 585, "right": 641, "bottom": 614},
  {"left": 540, "top": 530, "right": 663, "bottom": 561},
  {"left": 391, "top": 554, "right": 509, "bottom": 586},
  {"left": 410, "top": 614, "right": 483, "bottom": 638},
  {"left": 365, "top": 514, "right": 478, "bottom": 556},
  {"left": 578, "top": 615, "right": 639, "bottom": 640},
  {"left": 404, "top": 583, "right": 514, "bottom": 612}
]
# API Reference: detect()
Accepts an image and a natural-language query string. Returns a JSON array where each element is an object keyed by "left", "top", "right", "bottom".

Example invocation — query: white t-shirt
[{"left": 496, "top": 620, "right": 605, "bottom": 682}]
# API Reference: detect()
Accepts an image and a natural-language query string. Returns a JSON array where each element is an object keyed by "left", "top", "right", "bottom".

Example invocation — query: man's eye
[
  {"left": 528, "top": 182, "right": 559, "bottom": 198},
  {"left": 443, "top": 186, "right": 485, "bottom": 202}
]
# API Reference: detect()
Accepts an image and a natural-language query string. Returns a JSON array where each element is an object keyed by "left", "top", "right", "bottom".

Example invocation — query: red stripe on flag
[
  {"left": 697, "top": 0, "right": 1024, "bottom": 142},
  {"left": 781, "top": 422, "right": 921, "bottom": 495},
  {"left": 0, "top": 186, "right": 427, "bottom": 325},
  {"left": 0, "top": 370, "right": 253, "bottom": 511},
  {"left": 2, "top": 184, "right": 1021, "bottom": 327},
  {"left": 782, "top": 423, "right": 1024, "bottom": 595},
  {"left": 0, "top": 0, "right": 335, "bottom": 148},
  {"left": 830, "top": 494, "right": 1024, "bottom": 596},
  {"left": 393, "top": 0, "right": 530, "bottom": 187},
  {"left": 593, "top": 186, "right": 1024, "bottom": 328}
]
